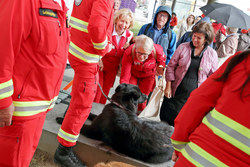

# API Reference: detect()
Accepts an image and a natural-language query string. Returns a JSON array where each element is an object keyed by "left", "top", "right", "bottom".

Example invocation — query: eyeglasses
[
  {"left": 136, "top": 51, "right": 149, "bottom": 57},
  {"left": 158, "top": 14, "right": 168, "bottom": 19}
]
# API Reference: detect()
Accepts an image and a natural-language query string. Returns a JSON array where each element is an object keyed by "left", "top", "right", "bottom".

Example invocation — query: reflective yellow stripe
[
  {"left": 92, "top": 37, "right": 108, "bottom": 50},
  {"left": 171, "top": 139, "right": 188, "bottom": 151},
  {"left": 70, "top": 16, "right": 88, "bottom": 32},
  {"left": 13, "top": 96, "right": 58, "bottom": 116},
  {"left": 182, "top": 142, "right": 228, "bottom": 167},
  {"left": 58, "top": 128, "right": 79, "bottom": 143},
  {"left": 211, "top": 109, "right": 249, "bottom": 137},
  {"left": 203, "top": 109, "right": 250, "bottom": 155},
  {"left": 0, "top": 79, "right": 14, "bottom": 99},
  {"left": 69, "top": 41, "right": 101, "bottom": 63}
]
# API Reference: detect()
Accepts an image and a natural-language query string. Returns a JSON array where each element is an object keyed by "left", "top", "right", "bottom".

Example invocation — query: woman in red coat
[
  {"left": 120, "top": 35, "right": 166, "bottom": 112},
  {"left": 95, "top": 8, "right": 134, "bottom": 104},
  {"left": 171, "top": 50, "right": 250, "bottom": 166}
]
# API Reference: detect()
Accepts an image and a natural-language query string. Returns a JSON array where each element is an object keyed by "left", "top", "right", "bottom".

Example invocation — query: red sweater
[{"left": 171, "top": 52, "right": 250, "bottom": 166}]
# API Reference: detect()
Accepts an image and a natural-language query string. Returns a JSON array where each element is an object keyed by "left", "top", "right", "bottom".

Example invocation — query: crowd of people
[{"left": 0, "top": 1, "right": 249, "bottom": 167}]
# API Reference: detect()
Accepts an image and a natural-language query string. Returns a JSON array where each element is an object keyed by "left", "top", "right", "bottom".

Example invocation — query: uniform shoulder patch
[
  {"left": 39, "top": 8, "right": 58, "bottom": 18},
  {"left": 75, "top": 0, "right": 83, "bottom": 6}
]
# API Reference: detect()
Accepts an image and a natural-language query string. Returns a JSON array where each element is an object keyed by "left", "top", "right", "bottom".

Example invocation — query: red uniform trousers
[
  {"left": 0, "top": 112, "right": 47, "bottom": 167},
  {"left": 95, "top": 66, "right": 118, "bottom": 104},
  {"left": 58, "top": 56, "right": 98, "bottom": 147},
  {"left": 129, "top": 74, "right": 155, "bottom": 112}
]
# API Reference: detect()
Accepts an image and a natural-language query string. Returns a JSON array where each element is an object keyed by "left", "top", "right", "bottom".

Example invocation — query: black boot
[{"left": 54, "top": 144, "right": 86, "bottom": 167}]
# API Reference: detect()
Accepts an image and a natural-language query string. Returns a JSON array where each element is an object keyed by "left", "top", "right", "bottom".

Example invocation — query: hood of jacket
[{"left": 152, "top": 6, "right": 172, "bottom": 32}]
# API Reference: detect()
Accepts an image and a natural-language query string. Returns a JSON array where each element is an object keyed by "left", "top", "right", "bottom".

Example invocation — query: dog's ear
[
  {"left": 115, "top": 83, "right": 127, "bottom": 93},
  {"left": 124, "top": 86, "right": 141, "bottom": 101}
]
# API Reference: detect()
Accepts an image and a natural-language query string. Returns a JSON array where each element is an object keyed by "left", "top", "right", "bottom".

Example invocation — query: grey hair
[{"left": 134, "top": 35, "right": 154, "bottom": 53}]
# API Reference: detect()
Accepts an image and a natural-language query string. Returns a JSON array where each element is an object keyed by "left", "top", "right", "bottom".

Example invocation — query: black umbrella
[{"left": 200, "top": 2, "right": 250, "bottom": 29}]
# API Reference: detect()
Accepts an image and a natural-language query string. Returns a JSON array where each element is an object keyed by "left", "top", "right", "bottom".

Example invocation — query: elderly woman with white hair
[
  {"left": 120, "top": 35, "right": 166, "bottom": 113},
  {"left": 216, "top": 26, "right": 239, "bottom": 67}
]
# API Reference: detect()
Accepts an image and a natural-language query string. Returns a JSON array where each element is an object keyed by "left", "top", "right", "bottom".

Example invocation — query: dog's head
[{"left": 113, "top": 83, "right": 147, "bottom": 107}]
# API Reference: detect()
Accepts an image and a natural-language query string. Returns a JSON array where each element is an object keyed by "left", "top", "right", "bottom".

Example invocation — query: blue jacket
[{"left": 138, "top": 6, "right": 176, "bottom": 65}]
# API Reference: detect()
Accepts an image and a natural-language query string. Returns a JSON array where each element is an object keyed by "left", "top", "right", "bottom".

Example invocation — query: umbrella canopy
[{"left": 200, "top": 2, "right": 250, "bottom": 29}]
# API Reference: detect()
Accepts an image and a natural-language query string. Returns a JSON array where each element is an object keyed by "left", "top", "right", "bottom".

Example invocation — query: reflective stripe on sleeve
[
  {"left": 0, "top": 79, "right": 14, "bottom": 99},
  {"left": 171, "top": 139, "right": 188, "bottom": 151},
  {"left": 58, "top": 128, "right": 79, "bottom": 143},
  {"left": 69, "top": 16, "right": 88, "bottom": 32},
  {"left": 203, "top": 109, "right": 250, "bottom": 155},
  {"left": 13, "top": 96, "right": 58, "bottom": 116},
  {"left": 69, "top": 41, "right": 100, "bottom": 63},
  {"left": 182, "top": 142, "right": 229, "bottom": 167},
  {"left": 92, "top": 37, "right": 108, "bottom": 50}
]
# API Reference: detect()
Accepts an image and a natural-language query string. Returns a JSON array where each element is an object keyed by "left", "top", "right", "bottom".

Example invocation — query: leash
[{"left": 98, "top": 83, "right": 131, "bottom": 112}]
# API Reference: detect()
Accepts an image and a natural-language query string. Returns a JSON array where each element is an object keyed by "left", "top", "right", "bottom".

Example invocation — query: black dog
[{"left": 80, "top": 83, "right": 174, "bottom": 164}]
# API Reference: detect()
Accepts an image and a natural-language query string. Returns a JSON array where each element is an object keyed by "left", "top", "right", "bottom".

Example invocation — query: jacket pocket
[
  {"left": 0, "top": 134, "right": 20, "bottom": 166},
  {"left": 37, "top": 7, "right": 61, "bottom": 54},
  {"left": 17, "top": 70, "right": 32, "bottom": 99}
]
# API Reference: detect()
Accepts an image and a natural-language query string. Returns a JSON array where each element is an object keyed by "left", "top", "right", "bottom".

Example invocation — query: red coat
[
  {"left": 0, "top": 0, "right": 70, "bottom": 117},
  {"left": 171, "top": 52, "right": 250, "bottom": 166},
  {"left": 69, "top": 0, "right": 114, "bottom": 64},
  {"left": 170, "top": 16, "right": 178, "bottom": 27},
  {"left": 120, "top": 44, "right": 166, "bottom": 83},
  {"left": 102, "top": 29, "right": 132, "bottom": 71}
]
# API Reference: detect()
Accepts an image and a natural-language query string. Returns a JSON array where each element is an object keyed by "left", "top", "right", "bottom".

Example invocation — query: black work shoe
[{"left": 54, "top": 144, "right": 86, "bottom": 167}]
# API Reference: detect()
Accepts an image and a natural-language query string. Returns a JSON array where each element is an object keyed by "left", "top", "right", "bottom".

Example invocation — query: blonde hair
[
  {"left": 134, "top": 35, "right": 154, "bottom": 54},
  {"left": 113, "top": 8, "right": 134, "bottom": 29}
]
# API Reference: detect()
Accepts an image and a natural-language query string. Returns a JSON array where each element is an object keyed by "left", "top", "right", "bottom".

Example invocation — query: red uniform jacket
[
  {"left": 120, "top": 44, "right": 166, "bottom": 83},
  {"left": 69, "top": 0, "right": 114, "bottom": 64},
  {"left": 0, "top": 0, "right": 70, "bottom": 117},
  {"left": 171, "top": 53, "right": 250, "bottom": 166},
  {"left": 102, "top": 29, "right": 132, "bottom": 71}
]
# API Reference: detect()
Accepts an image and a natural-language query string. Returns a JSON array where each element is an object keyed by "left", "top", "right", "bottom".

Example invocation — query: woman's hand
[
  {"left": 156, "top": 66, "right": 164, "bottom": 76},
  {"left": 172, "top": 151, "right": 179, "bottom": 162},
  {"left": 164, "top": 81, "right": 172, "bottom": 98},
  {"left": 0, "top": 103, "right": 14, "bottom": 127}
]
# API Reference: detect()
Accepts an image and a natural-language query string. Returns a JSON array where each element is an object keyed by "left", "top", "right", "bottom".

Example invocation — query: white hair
[
  {"left": 134, "top": 35, "right": 154, "bottom": 53},
  {"left": 227, "top": 27, "right": 238, "bottom": 33}
]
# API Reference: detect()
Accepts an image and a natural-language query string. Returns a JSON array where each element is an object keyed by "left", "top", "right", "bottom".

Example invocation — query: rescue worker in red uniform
[
  {"left": 54, "top": 0, "right": 114, "bottom": 166},
  {"left": 171, "top": 50, "right": 250, "bottom": 166},
  {"left": 0, "top": 0, "right": 70, "bottom": 166},
  {"left": 94, "top": 8, "right": 134, "bottom": 104},
  {"left": 120, "top": 35, "right": 166, "bottom": 112}
]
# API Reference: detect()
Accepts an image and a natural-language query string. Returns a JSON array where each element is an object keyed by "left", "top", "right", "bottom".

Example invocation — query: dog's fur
[{"left": 81, "top": 83, "right": 174, "bottom": 164}]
